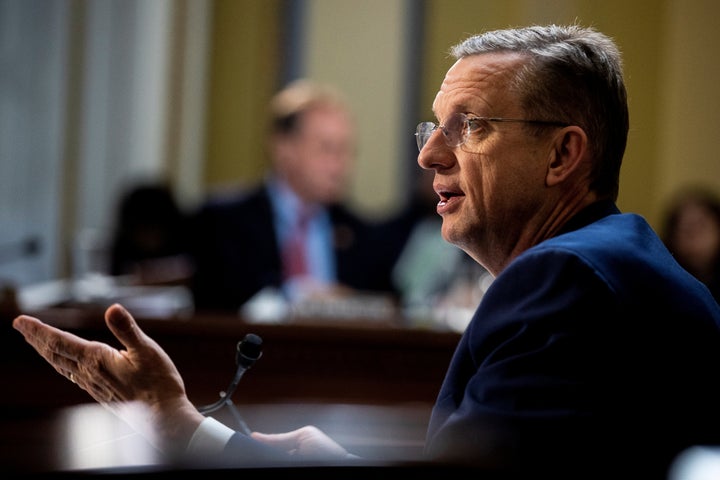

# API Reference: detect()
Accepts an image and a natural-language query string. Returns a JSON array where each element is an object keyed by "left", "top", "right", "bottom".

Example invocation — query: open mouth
[{"left": 437, "top": 189, "right": 463, "bottom": 203}]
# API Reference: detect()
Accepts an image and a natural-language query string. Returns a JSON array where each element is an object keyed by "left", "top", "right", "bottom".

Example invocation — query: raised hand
[{"left": 12, "top": 303, "right": 205, "bottom": 454}]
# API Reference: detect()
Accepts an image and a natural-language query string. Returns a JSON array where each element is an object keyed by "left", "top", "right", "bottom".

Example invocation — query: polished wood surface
[{"left": 1, "top": 402, "right": 432, "bottom": 474}]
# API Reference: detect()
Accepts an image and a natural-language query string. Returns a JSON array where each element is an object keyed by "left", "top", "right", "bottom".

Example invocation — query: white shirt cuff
[{"left": 185, "top": 416, "right": 236, "bottom": 458}]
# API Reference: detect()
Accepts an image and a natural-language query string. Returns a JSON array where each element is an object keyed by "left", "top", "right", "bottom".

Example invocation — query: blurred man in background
[{"left": 190, "top": 79, "right": 395, "bottom": 314}]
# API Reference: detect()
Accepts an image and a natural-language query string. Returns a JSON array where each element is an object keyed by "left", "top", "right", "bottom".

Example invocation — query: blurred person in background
[
  {"left": 190, "top": 79, "right": 395, "bottom": 314},
  {"left": 108, "top": 181, "right": 194, "bottom": 287},
  {"left": 661, "top": 185, "right": 720, "bottom": 303}
]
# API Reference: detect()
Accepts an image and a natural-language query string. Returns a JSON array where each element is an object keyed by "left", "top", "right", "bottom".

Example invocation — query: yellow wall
[
  {"left": 656, "top": 0, "right": 720, "bottom": 224},
  {"left": 203, "top": 0, "right": 282, "bottom": 192}
]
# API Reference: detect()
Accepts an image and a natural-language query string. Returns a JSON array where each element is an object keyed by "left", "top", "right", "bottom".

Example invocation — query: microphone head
[{"left": 236, "top": 333, "right": 263, "bottom": 368}]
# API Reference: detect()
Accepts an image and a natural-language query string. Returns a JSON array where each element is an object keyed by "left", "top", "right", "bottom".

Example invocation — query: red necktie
[{"left": 283, "top": 208, "right": 311, "bottom": 279}]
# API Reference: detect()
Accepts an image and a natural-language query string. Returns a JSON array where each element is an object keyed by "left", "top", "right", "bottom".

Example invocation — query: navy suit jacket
[
  {"left": 425, "top": 200, "right": 720, "bottom": 475},
  {"left": 190, "top": 184, "right": 389, "bottom": 313},
  {"left": 218, "top": 201, "right": 720, "bottom": 476}
]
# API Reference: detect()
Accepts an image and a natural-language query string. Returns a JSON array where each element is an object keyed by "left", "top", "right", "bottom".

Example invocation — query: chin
[{"left": 440, "top": 223, "right": 458, "bottom": 246}]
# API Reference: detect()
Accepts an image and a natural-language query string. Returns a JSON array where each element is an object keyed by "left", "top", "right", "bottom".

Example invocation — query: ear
[{"left": 546, "top": 126, "right": 588, "bottom": 187}]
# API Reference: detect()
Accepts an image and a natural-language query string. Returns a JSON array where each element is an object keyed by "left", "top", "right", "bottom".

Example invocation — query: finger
[
  {"left": 13, "top": 315, "right": 90, "bottom": 363},
  {"left": 13, "top": 315, "right": 94, "bottom": 384},
  {"left": 251, "top": 430, "right": 303, "bottom": 450},
  {"left": 103, "top": 303, "right": 150, "bottom": 351},
  {"left": 13, "top": 314, "right": 54, "bottom": 340}
]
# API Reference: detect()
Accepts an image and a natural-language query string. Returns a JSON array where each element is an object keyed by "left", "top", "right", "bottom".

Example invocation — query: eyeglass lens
[{"left": 415, "top": 113, "right": 468, "bottom": 151}]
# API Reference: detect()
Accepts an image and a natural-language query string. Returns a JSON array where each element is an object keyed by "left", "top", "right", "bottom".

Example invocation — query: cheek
[
  {"left": 463, "top": 168, "right": 490, "bottom": 213},
  {"left": 317, "top": 158, "right": 350, "bottom": 187},
  {"left": 460, "top": 151, "right": 501, "bottom": 205},
  {"left": 464, "top": 150, "right": 539, "bottom": 220},
  {"left": 329, "top": 155, "right": 352, "bottom": 176},
  {"left": 498, "top": 141, "right": 548, "bottom": 194}
]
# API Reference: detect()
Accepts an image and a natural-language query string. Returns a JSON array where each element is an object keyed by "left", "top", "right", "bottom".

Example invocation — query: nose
[{"left": 417, "top": 130, "right": 453, "bottom": 171}]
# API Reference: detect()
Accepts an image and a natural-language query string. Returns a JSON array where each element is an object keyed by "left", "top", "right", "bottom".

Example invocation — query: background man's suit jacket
[{"left": 189, "top": 184, "right": 393, "bottom": 313}]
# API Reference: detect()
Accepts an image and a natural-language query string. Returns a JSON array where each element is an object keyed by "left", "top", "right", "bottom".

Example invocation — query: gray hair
[{"left": 451, "top": 24, "right": 629, "bottom": 200}]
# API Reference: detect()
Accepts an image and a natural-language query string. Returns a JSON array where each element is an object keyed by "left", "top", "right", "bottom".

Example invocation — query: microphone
[
  {"left": 236, "top": 333, "right": 263, "bottom": 369},
  {"left": 197, "top": 333, "right": 263, "bottom": 420}
]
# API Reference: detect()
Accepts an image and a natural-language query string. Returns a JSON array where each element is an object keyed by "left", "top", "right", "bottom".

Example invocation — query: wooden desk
[
  {"left": 4, "top": 307, "right": 460, "bottom": 409},
  {"left": 1, "top": 404, "right": 511, "bottom": 478}
]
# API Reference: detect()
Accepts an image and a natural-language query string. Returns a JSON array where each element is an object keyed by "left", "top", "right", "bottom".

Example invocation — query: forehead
[
  {"left": 432, "top": 52, "right": 526, "bottom": 116},
  {"left": 300, "top": 104, "right": 352, "bottom": 128}
]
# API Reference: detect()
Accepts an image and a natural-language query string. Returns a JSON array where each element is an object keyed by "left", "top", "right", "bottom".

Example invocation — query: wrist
[{"left": 153, "top": 399, "right": 206, "bottom": 456}]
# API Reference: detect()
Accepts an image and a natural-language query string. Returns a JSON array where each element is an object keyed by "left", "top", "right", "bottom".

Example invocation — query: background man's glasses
[{"left": 415, "top": 112, "right": 569, "bottom": 151}]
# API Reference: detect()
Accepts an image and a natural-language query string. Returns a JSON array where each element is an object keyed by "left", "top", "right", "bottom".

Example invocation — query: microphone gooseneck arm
[{"left": 197, "top": 333, "right": 263, "bottom": 415}]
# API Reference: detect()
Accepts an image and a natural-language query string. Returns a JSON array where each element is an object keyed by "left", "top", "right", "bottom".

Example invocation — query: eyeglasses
[{"left": 415, "top": 112, "right": 569, "bottom": 151}]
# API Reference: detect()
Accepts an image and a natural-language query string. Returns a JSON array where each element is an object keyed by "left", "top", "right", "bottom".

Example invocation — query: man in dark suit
[
  {"left": 12, "top": 24, "right": 720, "bottom": 478},
  {"left": 190, "top": 80, "right": 390, "bottom": 313}
]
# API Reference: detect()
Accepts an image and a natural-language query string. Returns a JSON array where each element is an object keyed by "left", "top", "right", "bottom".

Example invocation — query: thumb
[{"left": 104, "top": 303, "right": 148, "bottom": 351}]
